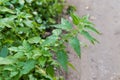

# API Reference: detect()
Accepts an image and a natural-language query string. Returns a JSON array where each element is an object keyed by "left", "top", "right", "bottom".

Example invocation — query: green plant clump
[{"left": 0, "top": 0, "right": 100, "bottom": 80}]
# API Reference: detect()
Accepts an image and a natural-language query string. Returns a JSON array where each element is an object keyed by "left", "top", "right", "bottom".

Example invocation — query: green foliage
[
  {"left": 70, "top": 13, "right": 100, "bottom": 44},
  {"left": 53, "top": 18, "right": 72, "bottom": 31},
  {"left": 0, "top": 0, "right": 99, "bottom": 80},
  {"left": 69, "top": 37, "right": 81, "bottom": 57},
  {"left": 0, "top": 47, "right": 8, "bottom": 57},
  {"left": 56, "top": 50, "right": 68, "bottom": 71}
]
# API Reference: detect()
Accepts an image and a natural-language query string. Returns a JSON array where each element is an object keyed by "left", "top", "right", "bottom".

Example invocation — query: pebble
[{"left": 85, "top": 6, "right": 90, "bottom": 10}]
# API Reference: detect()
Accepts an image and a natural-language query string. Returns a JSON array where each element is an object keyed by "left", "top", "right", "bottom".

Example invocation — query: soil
[{"left": 67, "top": 0, "right": 120, "bottom": 80}]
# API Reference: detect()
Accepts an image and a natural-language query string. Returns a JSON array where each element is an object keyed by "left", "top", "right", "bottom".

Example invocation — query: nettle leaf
[
  {"left": 0, "top": 7, "right": 15, "bottom": 14},
  {"left": 52, "top": 29, "right": 62, "bottom": 36},
  {"left": 0, "top": 0, "right": 9, "bottom": 4},
  {"left": 48, "top": 18, "right": 56, "bottom": 24},
  {"left": 26, "top": 0, "right": 33, "bottom": 3},
  {"left": 0, "top": 57, "right": 14, "bottom": 65},
  {"left": 32, "top": 50, "right": 42, "bottom": 59},
  {"left": 56, "top": 51, "right": 68, "bottom": 71},
  {"left": 46, "top": 66, "right": 55, "bottom": 77},
  {"left": 28, "top": 36, "right": 41, "bottom": 44},
  {"left": 69, "top": 37, "right": 81, "bottom": 57},
  {"left": 85, "top": 25, "right": 100, "bottom": 34},
  {"left": 42, "top": 35, "right": 58, "bottom": 46},
  {"left": 24, "top": 13, "right": 33, "bottom": 18},
  {"left": 22, "top": 40, "right": 31, "bottom": 51},
  {"left": 29, "top": 74, "right": 37, "bottom": 80},
  {"left": 38, "top": 56, "right": 47, "bottom": 67},
  {"left": 21, "top": 60, "right": 36, "bottom": 75},
  {"left": 10, "top": 71, "right": 18, "bottom": 78},
  {"left": 9, "top": 47, "right": 18, "bottom": 52},
  {"left": 3, "top": 65, "right": 15, "bottom": 71},
  {"left": 0, "top": 16, "right": 16, "bottom": 28},
  {"left": 16, "top": 27, "right": 30, "bottom": 34},
  {"left": 78, "top": 23, "right": 84, "bottom": 33},
  {"left": 70, "top": 13, "right": 81, "bottom": 25},
  {"left": 81, "top": 15, "right": 89, "bottom": 21},
  {"left": 19, "top": 0, "right": 25, "bottom": 5},
  {"left": 35, "top": 16, "right": 42, "bottom": 23},
  {"left": 68, "top": 62, "right": 76, "bottom": 71},
  {"left": 81, "top": 30, "right": 99, "bottom": 44},
  {"left": 13, "top": 52, "right": 24, "bottom": 59},
  {"left": 24, "top": 20, "right": 34, "bottom": 28},
  {"left": 0, "top": 47, "right": 8, "bottom": 58},
  {"left": 81, "top": 15, "right": 100, "bottom": 34},
  {"left": 53, "top": 18, "right": 72, "bottom": 31}
]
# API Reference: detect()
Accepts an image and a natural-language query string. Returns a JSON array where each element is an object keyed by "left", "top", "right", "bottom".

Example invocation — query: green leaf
[
  {"left": 67, "top": 6, "right": 76, "bottom": 14},
  {"left": 0, "top": 16, "right": 16, "bottom": 28},
  {"left": 42, "top": 35, "right": 58, "bottom": 46},
  {"left": 16, "top": 27, "right": 30, "bottom": 34},
  {"left": 41, "top": 49, "right": 52, "bottom": 57},
  {"left": 10, "top": 71, "right": 18, "bottom": 78},
  {"left": 56, "top": 51, "right": 68, "bottom": 71},
  {"left": 19, "top": 0, "right": 25, "bottom": 5},
  {"left": 85, "top": 25, "right": 100, "bottom": 34},
  {"left": 13, "top": 52, "right": 24, "bottom": 59},
  {"left": 26, "top": 0, "right": 33, "bottom": 3},
  {"left": 69, "top": 37, "right": 81, "bottom": 57},
  {"left": 38, "top": 56, "right": 47, "bottom": 67},
  {"left": 53, "top": 18, "right": 72, "bottom": 31},
  {"left": 0, "top": 7, "right": 15, "bottom": 14},
  {"left": 0, "top": 0, "right": 9, "bottom": 4},
  {"left": 35, "top": 16, "right": 42, "bottom": 23},
  {"left": 70, "top": 13, "right": 80, "bottom": 25},
  {"left": 32, "top": 49, "right": 42, "bottom": 59},
  {"left": 29, "top": 74, "right": 37, "bottom": 80},
  {"left": 22, "top": 40, "right": 31, "bottom": 51},
  {"left": 68, "top": 62, "right": 76, "bottom": 71},
  {"left": 9, "top": 47, "right": 18, "bottom": 52},
  {"left": 52, "top": 29, "right": 62, "bottom": 36},
  {"left": 46, "top": 66, "right": 55, "bottom": 77},
  {"left": 24, "top": 20, "right": 34, "bottom": 28},
  {"left": 0, "top": 57, "right": 14, "bottom": 65},
  {"left": 3, "top": 65, "right": 14, "bottom": 71},
  {"left": 21, "top": 60, "right": 36, "bottom": 75},
  {"left": 28, "top": 37, "right": 41, "bottom": 44},
  {"left": 48, "top": 18, "right": 56, "bottom": 24},
  {"left": 81, "top": 31, "right": 99, "bottom": 44},
  {"left": 0, "top": 47, "right": 8, "bottom": 58}
]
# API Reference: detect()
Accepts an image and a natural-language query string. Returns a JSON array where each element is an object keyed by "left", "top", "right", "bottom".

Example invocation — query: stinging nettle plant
[{"left": 0, "top": 0, "right": 100, "bottom": 80}]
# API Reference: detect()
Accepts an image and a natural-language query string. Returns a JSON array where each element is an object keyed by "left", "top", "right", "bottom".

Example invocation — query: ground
[{"left": 67, "top": 0, "right": 120, "bottom": 80}]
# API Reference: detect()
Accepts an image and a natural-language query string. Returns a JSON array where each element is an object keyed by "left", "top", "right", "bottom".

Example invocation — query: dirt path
[{"left": 67, "top": 0, "right": 120, "bottom": 80}]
